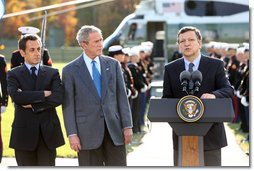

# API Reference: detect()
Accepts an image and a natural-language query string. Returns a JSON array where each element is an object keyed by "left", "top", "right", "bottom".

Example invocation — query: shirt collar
[
  {"left": 183, "top": 53, "right": 201, "bottom": 71},
  {"left": 82, "top": 52, "right": 101, "bottom": 74},
  {"left": 83, "top": 52, "right": 100, "bottom": 64},
  {"left": 24, "top": 62, "right": 40, "bottom": 71}
]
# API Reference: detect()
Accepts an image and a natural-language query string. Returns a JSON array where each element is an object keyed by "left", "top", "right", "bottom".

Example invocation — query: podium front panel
[{"left": 148, "top": 98, "right": 234, "bottom": 123}]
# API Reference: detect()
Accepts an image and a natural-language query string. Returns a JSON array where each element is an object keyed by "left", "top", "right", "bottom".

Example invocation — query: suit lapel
[
  {"left": 20, "top": 65, "right": 35, "bottom": 90},
  {"left": 76, "top": 55, "right": 101, "bottom": 101},
  {"left": 198, "top": 55, "right": 209, "bottom": 77},
  {"left": 179, "top": 58, "right": 185, "bottom": 72},
  {"left": 36, "top": 65, "right": 46, "bottom": 90},
  {"left": 100, "top": 56, "right": 111, "bottom": 101}
]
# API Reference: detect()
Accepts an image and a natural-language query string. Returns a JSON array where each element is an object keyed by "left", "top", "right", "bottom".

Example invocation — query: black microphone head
[
  {"left": 191, "top": 70, "right": 202, "bottom": 82},
  {"left": 180, "top": 70, "right": 191, "bottom": 82}
]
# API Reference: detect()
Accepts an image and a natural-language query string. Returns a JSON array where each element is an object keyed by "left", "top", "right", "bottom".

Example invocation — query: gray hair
[{"left": 76, "top": 25, "right": 102, "bottom": 45}]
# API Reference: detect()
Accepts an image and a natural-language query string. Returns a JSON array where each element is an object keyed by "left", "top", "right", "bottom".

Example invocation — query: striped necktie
[
  {"left": 188, "top": 63, "right": 194, "bottom": 73},
  {"left": 188, "top": 63, "right": 194, "bottom": 90}
]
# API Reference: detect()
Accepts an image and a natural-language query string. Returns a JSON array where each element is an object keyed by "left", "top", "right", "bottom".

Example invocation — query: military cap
[
  {"left": 108, "top": 45, "right": 124, "bottom": 57},
  {"left": 128, "top": 46, "right": 140, "bottom": 56},
  {"left": 122, "top": 47, "right": 131, "bottom": 55},
  {"left": 18, "top": 26, "right": 40, "bottom": 35}
]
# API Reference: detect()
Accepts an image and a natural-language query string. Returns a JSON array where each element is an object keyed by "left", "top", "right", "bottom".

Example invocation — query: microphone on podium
[
  {"left": 180, "top": 71, "right": 191, "bottom": 93},
  {"left": 191, "top": 70, "right": 202, "bottom": 92}
]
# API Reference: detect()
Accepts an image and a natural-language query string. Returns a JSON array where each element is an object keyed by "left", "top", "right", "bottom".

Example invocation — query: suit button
[{"left": 100, "top": 115, "right": 104, "bottom": 118}]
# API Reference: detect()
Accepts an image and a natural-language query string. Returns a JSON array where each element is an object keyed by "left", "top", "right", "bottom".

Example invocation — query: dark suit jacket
[
  {"left": 7, "top": 65, "right": 65, "bottom": 151},
  {"left": 0, "top": 55, "right": 8, "bottom": 107},
  {"left": 162, "top": 55, "right": 234, "bottom": 151}
]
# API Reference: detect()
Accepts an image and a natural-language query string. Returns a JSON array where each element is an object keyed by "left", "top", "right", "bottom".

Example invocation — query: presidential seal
[{"left": 177, "top": 95, "right": 204, "bottom": 122}]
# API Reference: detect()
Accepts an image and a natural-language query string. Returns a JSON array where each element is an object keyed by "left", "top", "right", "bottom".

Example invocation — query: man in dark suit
[
  {"left": 62, "top": 25, "right": 133, "bottom": 166},
  {"left": 0, "top": 52, "right": 8, "bottom": 163},
  {"left": 10, "top": 26, "right": 52, "bottom": 69},
  {"left": 162, "top": 26, "right": 234, "bottom": 166},
  {"left": 7, "top": 34, "right": 65, "bottom": 166}
]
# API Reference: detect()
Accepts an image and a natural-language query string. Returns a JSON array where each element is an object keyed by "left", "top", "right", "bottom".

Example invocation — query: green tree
[{"left": 1, "top": 0, "right": 140, "bottom": 46}]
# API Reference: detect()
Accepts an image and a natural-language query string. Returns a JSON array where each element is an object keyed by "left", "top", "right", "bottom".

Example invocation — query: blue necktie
[{"left": 92, "top": 60, "right": 101, "bottom": 97}]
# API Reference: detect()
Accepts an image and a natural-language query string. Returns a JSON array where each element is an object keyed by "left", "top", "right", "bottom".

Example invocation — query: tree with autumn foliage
[
  {"left": 56, "top": 0, "right": 78, "bottom": 46},
  {"left": 0, "top": 0, "right": 29, "bottom": 39},
  {"left": 0, "top": 0, "right": 140, "bottom": 47}
]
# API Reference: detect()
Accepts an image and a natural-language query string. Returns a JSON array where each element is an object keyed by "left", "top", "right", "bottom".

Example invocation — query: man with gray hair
[{"left": 62, "top": 25, "right": 133, "bottom": 166}]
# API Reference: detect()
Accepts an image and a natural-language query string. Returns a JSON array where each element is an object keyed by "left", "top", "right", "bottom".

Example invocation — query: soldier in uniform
[
  {"left": 128, "top": 46, "right": 147, "bottom": 133},
  {"left": 11, "top": 26, "right": 52, "bottom": 69},
  {"left": 137, "top": 46, "right": 150, "bottom": 131},
  {"left": 0, "top": 44, "right": 8, "bottom": 163},
  {"left": 226, "top": 45, "right": 239, "bottom": 85},
  {"left": 108, "top": 45, "right": 134, "bottom": 103},
  {"left": 239, "top": 57, "right": 249, "bottom": 141}
]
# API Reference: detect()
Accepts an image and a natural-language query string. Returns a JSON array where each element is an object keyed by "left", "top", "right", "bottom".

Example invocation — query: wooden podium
[{"left": 147, "top": 97, "right": 234, "bottom": 166}]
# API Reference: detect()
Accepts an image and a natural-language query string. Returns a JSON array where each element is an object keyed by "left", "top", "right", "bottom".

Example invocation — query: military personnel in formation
[
  {"left": 127, "top": 46, "right": 146, "bottom": 133},
  {"left": 11, "top": 26, "right": 52, "bottom": 69},
  {"left": 238, "top": 53, "right": 249, "bottom": 142},
  {"left": 0, "top": 45, "right": 8, "bottom": 163},
  {"left": 234, "top": 45, "right": 249, "bottom": 135},
  {"left": 108, "top": 45, "right": 134, "bottom": 101},
  {"left": 226, "top": 45, "right": 239, "bottom": 86},
  {"left": 204, "top": 42, "right": 250, "bottom": 138}
]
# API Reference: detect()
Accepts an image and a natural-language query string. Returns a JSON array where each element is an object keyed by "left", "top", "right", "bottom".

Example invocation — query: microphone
[
  {"left": 180, "top": 71, "right": 191, "bottom": 92},
  {"left": 191, "top": 70, "right": 202, "bottom": 92}
]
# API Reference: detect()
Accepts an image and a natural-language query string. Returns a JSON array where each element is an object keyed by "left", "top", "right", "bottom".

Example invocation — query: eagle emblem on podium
[{"left": 177, "top": 95, "right": 204, "bottom": 122}]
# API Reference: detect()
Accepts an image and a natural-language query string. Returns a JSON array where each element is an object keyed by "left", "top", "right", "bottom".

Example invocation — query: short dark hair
[
  {"left": 177, "top": 26, "right": 202, "bottom": 44},
  {"left": 18, "top": 34, "right": 41, "bottom": 51}
]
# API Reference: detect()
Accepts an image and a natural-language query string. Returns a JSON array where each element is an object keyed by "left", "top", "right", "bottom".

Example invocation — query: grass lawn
[
  {"left": 2, "top": 63, "right": 77, "bottom": 158},
  {"left": 227, "top": 122, "right": 249, "bottom": 155}
]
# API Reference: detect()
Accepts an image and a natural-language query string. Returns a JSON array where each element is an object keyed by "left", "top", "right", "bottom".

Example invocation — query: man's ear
[
  {"left": 81, "top": 42, "right": 87, "bottom": 50},
  {"left": 19, "top": 50, "right": 25, "bottom": 58},
  {"left": 198, "top": 40, "right": 202, "bottom": 49}
]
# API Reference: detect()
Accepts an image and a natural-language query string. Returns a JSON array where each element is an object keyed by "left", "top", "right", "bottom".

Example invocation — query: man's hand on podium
[{"left": 201, "top": 93, "right": 216, "bottom": 99}]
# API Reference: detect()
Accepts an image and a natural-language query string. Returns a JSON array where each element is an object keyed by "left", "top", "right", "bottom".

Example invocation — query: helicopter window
[
  {"left": 127, "top": 23, "right": 144, "bottom": 40},
  {"left": 184, "top": 0, "right": 249, "bottom": 16}
]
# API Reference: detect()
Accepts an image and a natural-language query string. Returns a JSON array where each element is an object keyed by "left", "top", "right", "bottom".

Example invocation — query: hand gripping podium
[{"left": 147, "top": 96, "right": 234, "bottom": 166}]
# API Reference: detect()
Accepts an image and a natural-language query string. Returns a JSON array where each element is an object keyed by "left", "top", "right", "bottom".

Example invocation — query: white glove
[
  {"left": 241, "top": 96, "right": 249, "bottom": 107},
  {"left": 147, "top": 83, "right": 151, "bottom": 90},
  {"left": 131, "top": 90, "right": 138, "bottom": 99},
  {"left": 141, "top": 84, "right": 148, "bottom": 93},
  {"left": 127, "top": 89, "right": 132, "bottom": 98},
  {"left": 1, "top": 106, "right": 6, "bottom": 113},
  {"left": 236, "top": 90, "right": 243, "bottom": 98}
]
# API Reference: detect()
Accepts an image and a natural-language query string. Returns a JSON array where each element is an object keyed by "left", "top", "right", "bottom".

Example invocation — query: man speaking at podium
[{"left": 162, "top": 26, "right": 234, "bottom": 166}]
